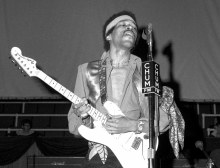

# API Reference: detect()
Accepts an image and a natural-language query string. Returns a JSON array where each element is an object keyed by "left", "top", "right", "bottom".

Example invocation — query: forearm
[
  {"left": 68, "top": 64, "right": 90, "bottom": 135},
  {"left": 68, "top": 103, "right": 92, "bottom": 135},
  {"left": 68, "top": 107, "right": 82, "bottom": 135}
]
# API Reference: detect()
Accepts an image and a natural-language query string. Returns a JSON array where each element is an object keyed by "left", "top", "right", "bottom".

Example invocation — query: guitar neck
[{"left": 36, "top": 70, "right": 107, "bottom": 124}]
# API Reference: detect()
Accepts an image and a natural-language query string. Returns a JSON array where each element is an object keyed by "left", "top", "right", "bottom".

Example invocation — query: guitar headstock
[{"left": 10, "top": 47, "right": 39, "bottom": 77}]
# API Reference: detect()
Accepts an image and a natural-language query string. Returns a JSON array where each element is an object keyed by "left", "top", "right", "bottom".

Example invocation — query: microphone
[
  {"left": 147, "top": 23, "right": 153, "bottom": 61},
  {"left": 147, "top": 23, "right": 152, "bottom": 47},
  {"left": 142, "top": 23, "right": 152, "bottom": 42},
  {"left": 142, "top": 23, "right": 153, "bottom": 61}
]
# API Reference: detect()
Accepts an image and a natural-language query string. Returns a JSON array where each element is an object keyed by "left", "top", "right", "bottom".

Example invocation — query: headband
[{"left": 105, "top": 15, "right": 135, "bottom": 36}]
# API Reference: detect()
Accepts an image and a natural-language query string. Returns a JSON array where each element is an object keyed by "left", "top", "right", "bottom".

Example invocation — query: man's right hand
[{"left": 72, "top": 98, "right": 90, "bottom": 119}]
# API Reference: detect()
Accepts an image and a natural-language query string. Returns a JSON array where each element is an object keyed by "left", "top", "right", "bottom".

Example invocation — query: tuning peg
[
  {"left": 11, "top": 59, "right": 15, "bottom": 63},
  {"left": 8, "top": 56, "right": 12, "bottom": 59}
]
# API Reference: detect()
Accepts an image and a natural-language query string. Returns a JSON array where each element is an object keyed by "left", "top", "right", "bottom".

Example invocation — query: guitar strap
[
  {"left": 98, "top": 59, "right": 107, "bottom": 104},
  {"left": 86, "top": 59, "right": 108, "bottom": 164}
]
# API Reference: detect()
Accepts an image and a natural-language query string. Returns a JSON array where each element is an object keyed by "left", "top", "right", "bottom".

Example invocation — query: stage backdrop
[{"left": 0, "top": 0, "right": 220, "bottom": 101}]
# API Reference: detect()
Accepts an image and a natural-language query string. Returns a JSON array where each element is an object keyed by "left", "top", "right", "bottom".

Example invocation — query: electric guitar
[{"left": 10, "top": 47, "right": 154, "bottom": 168}]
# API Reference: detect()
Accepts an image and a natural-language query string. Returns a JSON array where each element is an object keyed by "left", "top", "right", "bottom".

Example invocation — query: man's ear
[{"left": 106, "top": 35, "right": 111, "bottom": 41}]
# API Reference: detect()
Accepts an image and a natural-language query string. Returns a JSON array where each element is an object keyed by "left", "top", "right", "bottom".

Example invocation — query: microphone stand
[
  {"left": 201, "top": 149, "right": 216, "bottom": 168},
  {"left": 195, "top": 141, "right": 216, "bottom": 168},
  {"left": 142, "top": 24, "right": 161, "bottom": 168}
]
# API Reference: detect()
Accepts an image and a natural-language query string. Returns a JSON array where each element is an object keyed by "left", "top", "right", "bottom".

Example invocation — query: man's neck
[{"left": 109, "top": 48, "right": 131, "bottom": 66}]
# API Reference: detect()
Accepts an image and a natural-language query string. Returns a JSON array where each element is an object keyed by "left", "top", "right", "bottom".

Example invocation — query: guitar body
[{"left": 78, "top": 101, "right": 153, "bottom": 168}]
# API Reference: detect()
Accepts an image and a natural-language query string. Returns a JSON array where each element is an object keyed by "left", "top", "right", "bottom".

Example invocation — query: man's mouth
[
  {"left": 123, "top": 30, "right": 135, "bottom": 38},
  {"left": 124, "top": 30, "right": 136, "bottom": 40}
]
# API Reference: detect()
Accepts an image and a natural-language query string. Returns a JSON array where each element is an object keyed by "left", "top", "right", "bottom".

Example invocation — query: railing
[
  {"left": 0, "top": 113, "right": 68, "bottom": 128},
  {"left": 0, "top": 100, "right": 70, "bottom": 113},
  {"left": 0, "top": 100, "right": 71, "bottom": 135},
  {"left": 0, "top": 113, "right": 69, "bottom": 136},
  {"left": 1, "top": 99, "right": 220, "bottom": 135}
]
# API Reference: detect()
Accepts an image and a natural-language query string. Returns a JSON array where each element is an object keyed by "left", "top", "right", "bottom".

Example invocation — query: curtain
[{"left": 0, "top": 135, "right": 88, "bottom": 166}]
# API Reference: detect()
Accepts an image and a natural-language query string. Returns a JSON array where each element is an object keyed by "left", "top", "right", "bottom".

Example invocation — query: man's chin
[
  {"left": 123, "top": 35, "right": 135, "bottom": 42},
  {"left": 121, "top": 41, "right": 135, "bottom": 50}
]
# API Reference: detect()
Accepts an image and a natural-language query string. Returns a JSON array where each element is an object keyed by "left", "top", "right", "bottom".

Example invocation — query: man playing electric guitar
[{"left": 68, "top": 11, "right": 185, "bottom": 168}]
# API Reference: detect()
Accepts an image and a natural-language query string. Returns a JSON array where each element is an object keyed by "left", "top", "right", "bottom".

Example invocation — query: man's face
[
  {"left": 108, "top": 19, "right": 137, "bottom": 50},
  {"left": 22, "top": 123, "right": 31, "bottom": 131}
]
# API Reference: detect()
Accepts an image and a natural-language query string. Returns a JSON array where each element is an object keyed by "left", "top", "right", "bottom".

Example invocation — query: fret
[
  {"left": 49, "top": 79, "right": 57, "bottom": 88},
  {"left": 44, "top": 75, "right": 53, "bottom": 85},
  {"left": 67, "top": 92, "right": 74, "bottom": 101},
  {"left": 88, "top": 107, "right": 96, "bottom": 117},
  {"left": 71, "top": 94, "right": 78, "bottom": 104},
  {"left": 70, "top": 94, "right": 77, "bottom": 103},
  {"left": 74, "top": 97, "right": 81, "bottom": 104},
  {"left": 54, "top": 83, "right": 62, "bottom": 92},
  {"left": 101, "top": 116, "right": 107, "bottom": 124},
  {"left": 59, "top": 86, "right": 66, "bottom": 95},
  {"left": 93, "top": 109, "right": 98, "bottom": 119},
  {"left": 96, "top": 112, "right": 103, "bottom": 121},
  {"left": 101, "top": 114, "right": 108, "bottom": 124},
  {"left": 89, "top": 108, "right": 95, "bottom": 118},
  {"left": 63, "top": 89, "right": 70, "bottom": 98},
  {"left": 87, "top": 107, "right": 107, "bottom": 124}
]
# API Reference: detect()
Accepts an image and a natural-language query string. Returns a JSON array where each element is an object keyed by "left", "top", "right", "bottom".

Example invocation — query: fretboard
[{"left": 37, "top": 70, "right": 107, "bottom": 124}]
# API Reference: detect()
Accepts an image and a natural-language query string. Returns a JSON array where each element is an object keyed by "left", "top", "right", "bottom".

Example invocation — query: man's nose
[{"left": 126, "top": 25, "right": 133, "bottom": 30}]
